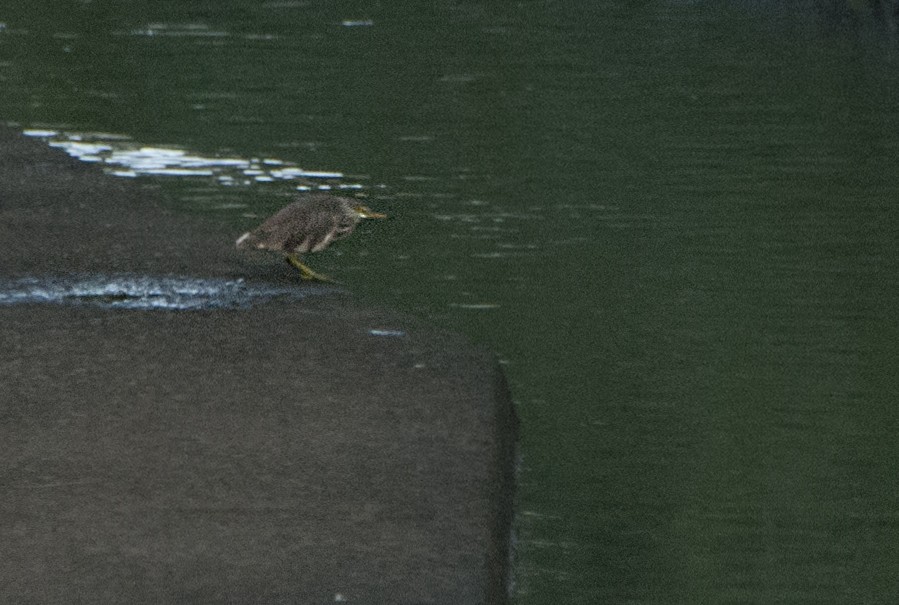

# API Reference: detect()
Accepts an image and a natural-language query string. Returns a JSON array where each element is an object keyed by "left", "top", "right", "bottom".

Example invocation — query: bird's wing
[{"left": 312, "top": 210, "right": 359, "bottom": 251}]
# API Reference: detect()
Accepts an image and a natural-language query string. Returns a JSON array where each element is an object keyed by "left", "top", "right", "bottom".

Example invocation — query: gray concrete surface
[{"left": 0, "top": 127, "right": 517, "bottom": 604}]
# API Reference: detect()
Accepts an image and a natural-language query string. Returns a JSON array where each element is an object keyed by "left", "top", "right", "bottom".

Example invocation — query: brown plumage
[{"left": 236, "top": 193, "right": 386, "bottom": 281}]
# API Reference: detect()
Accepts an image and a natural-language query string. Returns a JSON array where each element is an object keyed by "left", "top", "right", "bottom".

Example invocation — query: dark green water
[{"left": 3, "top": 2, "right": 899, "bottom": 602}]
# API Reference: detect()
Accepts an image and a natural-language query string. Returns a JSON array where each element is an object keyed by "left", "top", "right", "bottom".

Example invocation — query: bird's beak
[{"left": 355, "top": 205, "right": 387, "bottom": 219}]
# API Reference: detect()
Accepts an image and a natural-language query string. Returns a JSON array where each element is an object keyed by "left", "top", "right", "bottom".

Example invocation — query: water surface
[{"left": 2, "top": 2, "right": 898, "bottom": 601}]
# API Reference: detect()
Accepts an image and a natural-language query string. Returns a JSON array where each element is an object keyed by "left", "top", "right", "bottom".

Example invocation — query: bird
[{"left": 235, "top": 193, "right": 386, "bottom": 282}]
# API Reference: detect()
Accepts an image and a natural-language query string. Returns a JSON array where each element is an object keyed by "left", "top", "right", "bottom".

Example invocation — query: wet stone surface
[{"left": 0, "top": 127, "right": 516, "bottom": 605}]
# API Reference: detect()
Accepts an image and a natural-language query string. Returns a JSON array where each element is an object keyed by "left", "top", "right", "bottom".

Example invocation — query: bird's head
[{"left": 353, "top": 204, "right": 387, "bottom": 219}]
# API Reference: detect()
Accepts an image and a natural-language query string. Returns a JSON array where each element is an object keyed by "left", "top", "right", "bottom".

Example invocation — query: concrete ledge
[{"left": 0, "top": 128, "right": 517, "bottom": 604}]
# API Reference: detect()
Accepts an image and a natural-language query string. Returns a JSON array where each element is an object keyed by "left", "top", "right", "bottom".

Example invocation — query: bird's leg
[{"left": 286, "top": 254, "right": 335, "bottom": 282}]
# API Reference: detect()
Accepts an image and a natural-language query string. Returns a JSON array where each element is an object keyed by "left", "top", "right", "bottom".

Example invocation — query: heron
[{"left": 235, "top": 193, "right": 386, "bottom": 282}]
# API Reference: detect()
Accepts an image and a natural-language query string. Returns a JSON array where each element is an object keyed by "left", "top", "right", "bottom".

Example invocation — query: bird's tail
[{"left": 235, "top": 231, "right": 259, "bottom": 249}]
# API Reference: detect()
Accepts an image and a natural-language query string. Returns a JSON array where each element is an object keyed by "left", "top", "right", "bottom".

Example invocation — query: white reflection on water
[
  {"left": 22, "top": 130, "right": 358, "bottom": 190},
  {"left": 124, "top": 18, "right": 374, "bottom": 39},
  {"left": 0, "top": 275, "right": 313, "bottom": 310},
  {"left": 369, "top": 329, "right": 406, "bottom": 337},
  {"left": 127, "top": 23, "right": 229, "bottom": 38},
  {"left": 449, "top": 303, "right": 500, "bottom": 310}
]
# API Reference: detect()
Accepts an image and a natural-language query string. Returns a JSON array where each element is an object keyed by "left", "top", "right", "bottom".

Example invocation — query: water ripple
[{"left": 0, "top": 275, "right": 313, "bottom": 310}]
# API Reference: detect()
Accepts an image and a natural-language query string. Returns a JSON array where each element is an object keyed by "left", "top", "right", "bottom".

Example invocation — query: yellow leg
[{"left": 286, "top": 254, "right": 335, "bottom": 283}]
